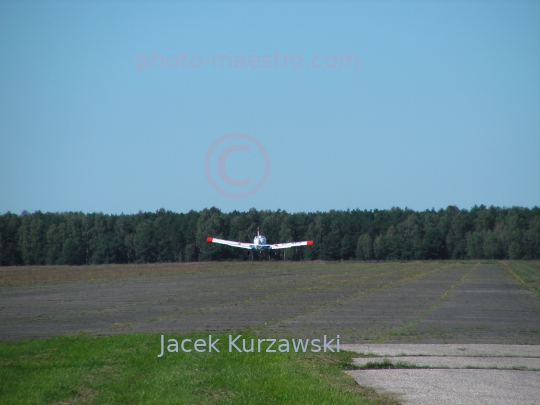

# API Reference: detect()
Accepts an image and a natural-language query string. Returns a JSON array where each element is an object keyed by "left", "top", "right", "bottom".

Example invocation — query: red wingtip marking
[
  {"left": 307, "top": 240, "right": 313, "bottom": 245},
  {"left": 206, "top": 237, "right": 213, "bottom": 242}
]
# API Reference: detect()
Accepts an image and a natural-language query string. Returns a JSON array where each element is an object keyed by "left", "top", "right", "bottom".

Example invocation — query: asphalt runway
[
  {"left": 347, "top": 369, "right": 540, "bottom": 405},
  {"left": 345, "top": 344, "right": 540, "bottom": 405}
]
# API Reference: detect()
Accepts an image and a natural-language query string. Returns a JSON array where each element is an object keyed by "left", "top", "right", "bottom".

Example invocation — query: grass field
[
  {"left": 0, "top": 261, "right": 278, "bottom": 286},
  {"left": 0, "top": 333, "right": 399, "bottom": 405},
  {"left": 0, "top": 261, "right": 473, "bottom": 342},
  {"left": 0, "top": 260, "right": 470, "bottom": 286}
]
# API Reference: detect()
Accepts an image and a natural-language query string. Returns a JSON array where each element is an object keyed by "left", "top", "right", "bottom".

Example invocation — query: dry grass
[{"left": 0, "top": 261, "right": 319, "bottom": 287}]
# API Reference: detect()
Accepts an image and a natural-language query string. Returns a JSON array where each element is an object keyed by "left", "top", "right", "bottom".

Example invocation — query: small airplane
[{"left": 206, "top": 227, "right": 313, "bottom": 250}]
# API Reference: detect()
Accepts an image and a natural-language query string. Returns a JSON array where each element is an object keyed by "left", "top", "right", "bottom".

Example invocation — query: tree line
[{"left": 0, "top": 205, "right": 539, "bottom": 266}]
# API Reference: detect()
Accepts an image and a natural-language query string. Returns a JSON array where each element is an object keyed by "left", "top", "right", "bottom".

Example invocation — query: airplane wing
[
  {"left": 266, "top": 241, "right": 313, "bottom": 250},
  {"left": 206, "top": 237, "right": 255, "bottom": 249}
]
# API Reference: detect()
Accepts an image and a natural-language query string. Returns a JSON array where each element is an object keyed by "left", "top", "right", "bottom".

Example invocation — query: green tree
[
  {"left": 46, "top": 223, "right": 66, "bottom": 264},
  {"left": 19, "top": 213, "right": 46, "bottom": 265},
  {"left": 467, "top": 231, "right": 485, "bottom": 259},
  {"left": 91, "top": 234, "right": 127, "bottom": 264},
  {"left": 134, "top": 220, "right": 157, "bottom": 263},
  {"left": 62, "top": 238, "right": 84, "bottom": 265},
  {"left": 0, "top": 213, "right": 22, "bottom": 265},
  {"left": 355, "top": 234, "right": 372, "bottom": 260},
  {"left": 2, "top": 205, "right": 539, "bottom": 264},
  {"left": 373, "top": 235, "right": 388, "bottom": 260},
  {"left": 422, "top": 228, "right": 447, "bottom": 259},
  {"left": 197, "top": 208, "right": 229, "bottom": 261},
  {"left": 322, "top": 222, "right": 341, "bottom": 260},
  {"left": 340, "top": 234, "right": 356, "bottom": 260},
  {"left": 385, "top": 225, "right": 403, "bottom": 260},
  {"left": 184, "top": 243, "right": 199, "bottom": 262},
  {"left": 278, "top": 222, "right": 295, "bottom": 261}
]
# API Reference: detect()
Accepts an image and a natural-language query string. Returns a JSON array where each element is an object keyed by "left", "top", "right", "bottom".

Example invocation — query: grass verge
[
  {"left": 0, "top": 332, "right": 399, "bottom": 405},
  {"left": 354, "top": 359, "right": 426, "bottom": 370}
]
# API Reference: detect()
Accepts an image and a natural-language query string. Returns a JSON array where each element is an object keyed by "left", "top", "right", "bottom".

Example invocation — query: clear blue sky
[{"left": 1, "top": 1, "right": 539, "bottom": 214}]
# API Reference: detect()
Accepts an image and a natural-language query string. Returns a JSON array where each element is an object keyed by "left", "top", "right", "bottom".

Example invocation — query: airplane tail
[{"left": 257, "top": 227, "right": 260, "bottom": 236}]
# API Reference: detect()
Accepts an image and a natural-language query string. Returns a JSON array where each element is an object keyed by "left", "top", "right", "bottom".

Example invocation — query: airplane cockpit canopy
[{"left": 254, "top": 235, "right": 267, "bottom": 245}]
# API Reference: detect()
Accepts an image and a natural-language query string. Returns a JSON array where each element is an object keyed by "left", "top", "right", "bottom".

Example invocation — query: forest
[{"left": 0, "top": 205, "right": 539, "bottom": 266}]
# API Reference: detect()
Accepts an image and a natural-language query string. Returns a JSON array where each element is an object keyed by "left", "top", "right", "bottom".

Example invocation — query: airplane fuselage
[{"left": 253, "top": 235, "right": 267, "bottom": 247}]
